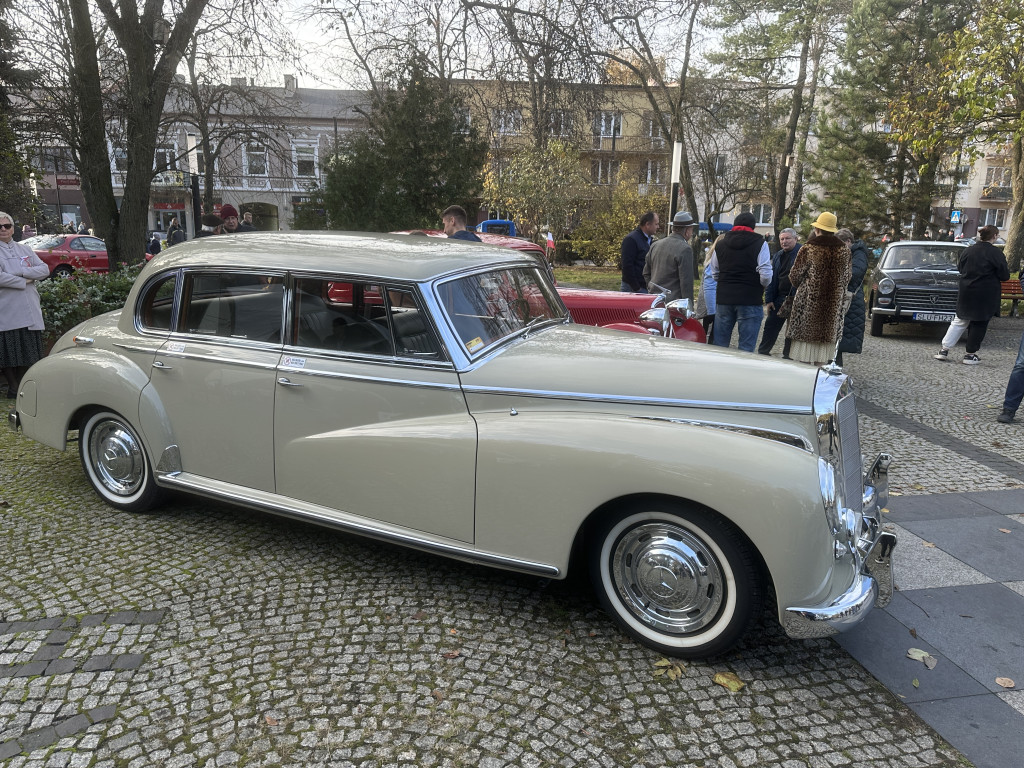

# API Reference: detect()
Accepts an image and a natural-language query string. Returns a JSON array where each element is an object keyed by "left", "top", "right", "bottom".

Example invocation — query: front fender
[
  {"left": 472, "top": 411, "right": 835, "bottom": 611},
  {"left": 16, "top": 348, "right": 151, "bottom": 451}
]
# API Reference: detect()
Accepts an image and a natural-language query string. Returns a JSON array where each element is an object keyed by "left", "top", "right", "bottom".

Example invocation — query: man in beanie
[
  {"left": 709, "top": 211, "right": 772, "bottom": 352},
  {"left": 643, "top": 211, "right": 696, "bottom": 301},
  {"left": 195, "top": 213, "right": 224, "bottom": 238},
  {"left": 220, "top": 204, "right": 242, "bottom": 234}
]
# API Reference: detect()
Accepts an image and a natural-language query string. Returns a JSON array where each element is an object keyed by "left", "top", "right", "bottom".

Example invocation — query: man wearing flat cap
[
  {"left": 644, "top": 211, "right": 696, "bottom": 302},
  {"left": 195, "top": 213, "right": 224, "bottom": 238}
]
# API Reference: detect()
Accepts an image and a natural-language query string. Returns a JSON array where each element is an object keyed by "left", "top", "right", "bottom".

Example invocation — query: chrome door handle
[
  {"left": 152, "top": 361, "right": 173, "bottom": 370},
  {"left": 277, "top": 377, "right": 303, "bottom": 387}
]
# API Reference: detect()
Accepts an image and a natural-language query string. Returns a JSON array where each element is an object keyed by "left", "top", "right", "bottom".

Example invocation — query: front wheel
[
  {"left": 52, "top": 264, "right": 74, "bottom": 279},
  {"left": 589, "top": 503, "right": 763, "bottom": 658},
  {"left": 870, "top": 311, "right": 884, "bottom": 337},
  {"left": 79, "top": 410, "right": 161, "bottom": 512}
]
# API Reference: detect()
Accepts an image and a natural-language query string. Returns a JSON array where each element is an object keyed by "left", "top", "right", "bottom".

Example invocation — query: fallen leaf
[
  {"left": 909, "top": 628, "right": 918, "bottom": 639},
  {"left": 912, "top": 483, "right": 926, "bottom": 490},
  {"left": 907, "top": 648, "right": 930, "bottom": 662},
  {"left": 654, "top": 658, "right": 685, "bottom": 681},
  {"left": 713, "top": 672, "right": 745, "bottom": 692},
  {"left": 264, "top": 715, "right": 279, "bottom": 726},
  {"left": 924, "top": 656, "right": 938, "bottom": 670},
  {"left": 654, "top": 658, "right": 673, "bottom": 667},
  {"left": 996, "top": 677, "right": 1015, "bottom": 689},
  {"left": 431, "top": 689, "right": 444, "bottom": 701},
  {"left": 449, "top": 629, "right": 457, "bottom": 635},
  {"left": 998, "top": 528, "right": 1012, "bottom": 534},
  {"left": 442, "top": 650, "right": 461, "bottom": 659},
  {"left": 881, "top": 507, "right": 890, "bottom": 515},
  {"left": 912, "top": 678, "right": 920, "bottom": 688},
  {"left": 922, "top": 542, "right": 936, "bottom": 548}
]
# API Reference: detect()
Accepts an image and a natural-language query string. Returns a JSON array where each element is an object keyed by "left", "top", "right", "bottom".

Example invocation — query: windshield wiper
[{"left": 523, "top": 315, "right": 556, "bottom": 338}]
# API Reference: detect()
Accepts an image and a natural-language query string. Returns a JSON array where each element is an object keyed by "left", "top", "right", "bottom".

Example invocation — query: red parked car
[
  {"left": 393, "top": 230, "right": 706, "bottom": 342},
  {"left": 21, "top": 234, "right": 111, "bottom": 278}
]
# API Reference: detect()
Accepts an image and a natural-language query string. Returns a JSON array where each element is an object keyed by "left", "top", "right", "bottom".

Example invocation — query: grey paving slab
[
  {"left": 835, "top": 602, "right": 989, "bottom": 703},
  {"left": 901, "top": 515, "right": 1024, "bottom": 582},
  {"left": 883, "top": 492, "right": 1005, "bottom": 522},
  {"left": 964, "top": 489, "right": 1024, "bottom": 515},
  {"left": 889, "top": 524, "right": 994, "bottom": 591},
  {"left": 910, "top": 695, "right": 1024, "bottom": 768},
  {"left": 887, "top": 583, "right": 1024, "bottom": 693}
]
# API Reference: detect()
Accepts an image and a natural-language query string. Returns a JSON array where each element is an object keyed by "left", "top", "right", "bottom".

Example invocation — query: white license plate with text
[{"left": 912, "top": 312, "right": 954, "bottom": 322}]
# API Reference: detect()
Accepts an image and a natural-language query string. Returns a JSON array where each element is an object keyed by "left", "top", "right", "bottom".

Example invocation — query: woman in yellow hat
[{"left": 784, "top": 212, "right": 852, "bottom": 366}]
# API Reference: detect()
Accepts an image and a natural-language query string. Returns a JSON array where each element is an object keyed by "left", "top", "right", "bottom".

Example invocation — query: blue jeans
[
  {"left": 1003, "top": 328, "right": 1024, "bottom": 412},
  {"left": 713, "top": 304, "right": 763, "bottom": 353}
]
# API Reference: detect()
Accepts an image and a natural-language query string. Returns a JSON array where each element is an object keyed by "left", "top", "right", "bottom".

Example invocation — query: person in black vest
[
  {"left": 709, "top": 212, "right": 772, "bottom": 352},
  {"left": 758, "top": 227, "right": 800, "bottom": 357}
]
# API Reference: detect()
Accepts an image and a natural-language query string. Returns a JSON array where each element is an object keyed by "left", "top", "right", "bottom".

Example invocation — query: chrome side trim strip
[
  {"left": 154, "top": 472, "right": 561, "bottom": 578},
  {"left": 462, "top": 385, "right": 813, "bottom": 414},
  {"left": 277, "top": 367, "right": 463, "bottom": 391},
  {"left": 633, "top": 416, "right": 813, "bottom": 451},
  {"left": 157, "top": 351, "right": 280, "bottom": 371},
  {"left": 112, "top": 343, "right": 166, "bottom": 354}
]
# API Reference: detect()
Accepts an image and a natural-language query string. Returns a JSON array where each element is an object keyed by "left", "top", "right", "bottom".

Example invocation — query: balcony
[{"left": 981, "top": 185, "right": 1012, "bottom": 201}]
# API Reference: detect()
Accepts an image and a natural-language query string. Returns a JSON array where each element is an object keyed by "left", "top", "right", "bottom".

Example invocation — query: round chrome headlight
[
  {"left": 878, "top": 277, "right": 895, "bottom": 294},
  {"left": 638, "top": 307, "right": 669, "bottom": 336}
]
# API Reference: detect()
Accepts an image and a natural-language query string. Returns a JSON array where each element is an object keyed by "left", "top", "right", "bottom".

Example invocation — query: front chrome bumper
[
  {"left": 7, "top": 408, "right": 19, "bottom": 432},
  {"left": 783, "top": 452, "right": 896, "bottom": 639}
]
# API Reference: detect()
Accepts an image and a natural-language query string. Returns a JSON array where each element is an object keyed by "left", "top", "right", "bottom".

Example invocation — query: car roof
[
  {"left": 146, "top": 231, "right": 536, "bottom": 282},
  {"left": 885, "top": 240, "right": 966, "bottom": 247},
  {"left": 391, "top": 229, "right": 546, "bottom": 255}
]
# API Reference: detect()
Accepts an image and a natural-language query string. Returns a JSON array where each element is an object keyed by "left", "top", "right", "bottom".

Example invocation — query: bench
[{"left": 1002, "top": 279, "right": 1024, "bottom": 317}]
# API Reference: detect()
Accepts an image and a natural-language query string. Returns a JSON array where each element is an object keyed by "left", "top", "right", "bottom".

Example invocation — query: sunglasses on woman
[{"left": 0, "top": 223, "right": 13, "bottom": 229}]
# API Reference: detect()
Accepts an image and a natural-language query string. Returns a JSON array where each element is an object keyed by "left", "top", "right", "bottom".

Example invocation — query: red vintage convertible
[{"left": 393, "top": 230, "right": 706, "bottom": 343}]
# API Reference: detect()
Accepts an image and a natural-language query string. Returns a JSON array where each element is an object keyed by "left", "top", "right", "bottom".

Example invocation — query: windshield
[
  {"left": 22, "top": 235, "right": 64, "bottom": 250},
  {"left": 881, "top": 244, "right": 963, "bottom": 270},
  {"left": 437, "top": 266, "right": 565, "bottom": 355}
]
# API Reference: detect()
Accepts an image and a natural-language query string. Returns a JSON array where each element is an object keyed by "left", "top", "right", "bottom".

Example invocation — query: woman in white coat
[{"left": 0, "top": 211, "right": 51, "bottom": 399}]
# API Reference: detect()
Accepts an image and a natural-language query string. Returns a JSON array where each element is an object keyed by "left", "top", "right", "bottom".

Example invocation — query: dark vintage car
[{"left": 869, "top": 240, "right": 967, "bottom": 336}]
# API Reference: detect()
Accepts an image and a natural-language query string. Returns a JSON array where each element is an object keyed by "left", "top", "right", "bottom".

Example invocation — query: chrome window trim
[
  {"left": 461, "top": 384, "right": 813, "bottom": 414},
  {"left": 632, "top": 416, "right": 813, "bottom": 451},
  {"left": 133, "top": 268, "right": 182, "bottom": 336},
  {"left": 177, "top": 267, "right": 288, "bottom": 343},
  {"left": 113, "top": 343, "right": 167, "bottom": 354},
  {"left": 281, "top": 345, "right": 455, "bottom": 371},
  {"left": 164, "top": 333, "right": 284, "bottom": 353}
]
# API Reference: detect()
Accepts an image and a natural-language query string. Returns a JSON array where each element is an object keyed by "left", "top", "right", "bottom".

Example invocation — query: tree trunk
[
  {"left": 774, "top": 25, "right": 810, "bottom": 237},
  {"left": 1006, "top": 136, "right": 1024, "bottom": 275}
]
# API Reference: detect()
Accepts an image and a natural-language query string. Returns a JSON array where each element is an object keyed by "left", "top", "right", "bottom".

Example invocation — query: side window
[
  {"left": 179, "top": 272, "right": 284, "bottom": 343},
  {"left": 137, "top": 273, "right": 178, "bottom": 332},
  {"left": 387, "top": 288, "right": 443, "bottom": 359},
  {"left": 292, "top": 278, "right": 394, "bottom": 356}
]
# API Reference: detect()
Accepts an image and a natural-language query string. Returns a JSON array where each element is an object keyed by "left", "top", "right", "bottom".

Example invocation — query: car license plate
[{"left": 912, "top": 312, "right": 954, "bottom": 322}]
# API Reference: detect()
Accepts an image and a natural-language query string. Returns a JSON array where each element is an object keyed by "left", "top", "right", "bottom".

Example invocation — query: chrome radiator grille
[
  {"left": 894, "top": 288, "right": 957, "bottom": 313},
  {"left": 836, "top": 392, "right": 862, "bottom": 507}
]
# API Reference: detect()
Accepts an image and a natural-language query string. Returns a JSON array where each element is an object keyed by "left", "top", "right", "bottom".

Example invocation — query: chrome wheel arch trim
[
  {"left": 460, "top": 384, "right": 813, "bottom": 415},
  {"left": 153, "top": 471, "right": 561, "bottom": 578}
]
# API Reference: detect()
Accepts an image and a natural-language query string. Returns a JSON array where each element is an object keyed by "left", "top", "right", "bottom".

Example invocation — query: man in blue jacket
[
  {"left": 620, "top": 211, "right": 659, "bottom": 292},
  {"left": 758, "top": 227, "right": 800, "bottom": 357}
]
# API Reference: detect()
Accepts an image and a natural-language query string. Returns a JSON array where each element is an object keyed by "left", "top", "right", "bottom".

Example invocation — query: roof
[{"left": 144, "top": 232, "right": 535, "bottom": 283}]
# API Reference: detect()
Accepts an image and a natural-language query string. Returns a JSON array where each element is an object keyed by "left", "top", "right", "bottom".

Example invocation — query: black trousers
[
  {"left": 966, "top": 319, "right": 991, "bottom": 354},
  {"left": 758, "top": 310, "right": 791, "bottom": 357}
]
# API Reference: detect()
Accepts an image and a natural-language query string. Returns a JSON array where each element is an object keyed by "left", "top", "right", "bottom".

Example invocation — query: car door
[
  {"left": 145, "top": 270, "right": 284, "bottom": 492},
  {"left": 273, "top": 277, "right": 477, "bottom": 543},
  {"left": 70, "top": 236, "right": 109, "bottom": 273}
]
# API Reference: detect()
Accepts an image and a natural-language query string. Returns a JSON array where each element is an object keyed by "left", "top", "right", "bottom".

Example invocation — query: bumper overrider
[{"left": 783, "top": 453, "right": 896, "bottom": 639}]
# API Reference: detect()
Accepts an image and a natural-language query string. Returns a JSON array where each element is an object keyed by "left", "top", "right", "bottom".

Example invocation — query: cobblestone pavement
[{"left": 5, "top": 316, "right": 1023, "bottom": 768}]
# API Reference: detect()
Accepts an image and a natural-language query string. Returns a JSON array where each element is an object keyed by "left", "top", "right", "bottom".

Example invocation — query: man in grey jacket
[{"left": 644, "top": 211, "right": 696, "bottom": 301}]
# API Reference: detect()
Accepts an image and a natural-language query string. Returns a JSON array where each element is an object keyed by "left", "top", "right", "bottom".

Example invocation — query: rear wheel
[
  {"left": 589, "top": 502, "right": 762, "bottom": 658},
  {"left": 79, "top": 410, "right": 161, "bottom": 512}
]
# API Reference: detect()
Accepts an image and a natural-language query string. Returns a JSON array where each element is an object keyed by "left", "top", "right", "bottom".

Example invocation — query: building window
[
  {"left": 456, "top": 107, "right": 471, "bottom": 134},
  {"left": 155, "top": 143, "right": 178, "bottom": 172},
  {"left": 40, "top": 147, "right": 76, "bottom": 173},
  {"left": 548, "top": 110, "right": 571, "bottom": 136},
  {"left": 713, "top": 154, "right": 727, "bottom": 177},
  {"left": 245, "top": 142, "right": 268, "bottom": 176},
  {"left": 111, "top": 145, "right": 128, "bottom": 173},
  {"left": 638, "top": 160, "right": 662, "bottom": 186},
  {"left": 293, "top": 145, "right": 317, "bottom": 178},
  {"left": 985, "top": 166, "right": 1011, "bottom": 187},
  {"left": 742, "top": 203, "right": 772, "bottom": 225},
  {"left": 980, "top": 208, "right": 1006, "bottom": 228},
  {"left": 591, "top": 158, "right": 619, "bottom": 185},
  {"left": 646, "top": 114, "right": 668, "bottom": 147},
  {"left": 196, "top": 149, "right": 215, "bottom": 176},
  {"left": 594, "top": 111, "right": 622, "bottom": 138},
  {"left": 493, "top": 109, "right": 523, "bottom": 136}
]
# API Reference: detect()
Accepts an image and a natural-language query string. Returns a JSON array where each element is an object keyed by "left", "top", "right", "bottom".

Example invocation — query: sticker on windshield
[
  {"left": 465, "top": 337, "right": 484, "bottom": 352},
  {"left": 282, "top": 356, "right": 306, "bottom": 369}
]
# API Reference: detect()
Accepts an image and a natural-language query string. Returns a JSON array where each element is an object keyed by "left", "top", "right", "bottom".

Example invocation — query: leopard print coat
[{"left": 785, "top": 232, "right": 852, "bottom": 345}]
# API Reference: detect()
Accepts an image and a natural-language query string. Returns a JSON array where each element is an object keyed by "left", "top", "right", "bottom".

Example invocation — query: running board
[{"left": 155, "top": 471, "right": 561, "bottom": 578}]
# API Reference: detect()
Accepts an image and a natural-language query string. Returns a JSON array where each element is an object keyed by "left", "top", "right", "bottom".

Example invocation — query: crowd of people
[{"left": 619, "top": 209, "right": 1022, "bottom": 426}]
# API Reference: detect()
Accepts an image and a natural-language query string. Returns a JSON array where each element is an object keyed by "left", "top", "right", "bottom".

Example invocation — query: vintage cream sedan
[{"left": 9, "top": 233, "right": 895, "bottom": 658}]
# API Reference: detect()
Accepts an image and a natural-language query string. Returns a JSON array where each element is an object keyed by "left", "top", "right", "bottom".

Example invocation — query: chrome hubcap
[
  {"left": 89, "top": 420, "right": 145, "bottom": 496},
  {"left": 611, "top": 522, "right": 725, "bottom": 634}
]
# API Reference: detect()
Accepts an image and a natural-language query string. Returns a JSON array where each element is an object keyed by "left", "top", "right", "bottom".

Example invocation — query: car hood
[
  {"left": 458, "top": 324, "right": 818, "bottom": 413},
  {"left": 878, "top": 268, "right": 958, "bottom": 288}
]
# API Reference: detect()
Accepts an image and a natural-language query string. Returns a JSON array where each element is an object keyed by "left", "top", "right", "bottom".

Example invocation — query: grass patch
[{"left": 553, "top": 265, "right": 621, "bottom": 291}]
